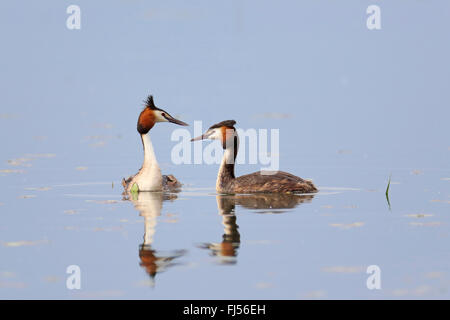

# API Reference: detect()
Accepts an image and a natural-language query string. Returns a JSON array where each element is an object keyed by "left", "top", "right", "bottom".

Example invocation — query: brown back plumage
[{"left": 230, "top": 171, "right": 317, "bottom": 194}]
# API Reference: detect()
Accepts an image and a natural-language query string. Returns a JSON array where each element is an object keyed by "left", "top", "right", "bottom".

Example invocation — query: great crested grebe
[
  {"left": 122, "top": 95, "right": 188, "bottom": 193},
  {"left": 191, "top": 120, "right": 318, "bottom": 194}
]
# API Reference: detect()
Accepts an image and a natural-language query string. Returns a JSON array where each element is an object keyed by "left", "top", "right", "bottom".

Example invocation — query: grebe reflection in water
[
  {"left": 198, "top": 193, "right": 315, "bottom": 264},
  {"left": 127, "top": 191, "right": 186, "bottom": 286}
]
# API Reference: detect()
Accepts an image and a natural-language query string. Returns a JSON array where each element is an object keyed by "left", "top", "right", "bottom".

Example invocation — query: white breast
[{"left": 130, "top": 133, "right": 163, "bottom": 192}]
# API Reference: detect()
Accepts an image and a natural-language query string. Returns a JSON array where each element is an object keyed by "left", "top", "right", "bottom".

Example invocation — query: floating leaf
[
  {"left": 404, "top": 213, "right": 433, "bottom": 218},
  {"left": 2, "top": 240, "right": 49, "bottom": 247},
  {"left": 24, "top": 153, "right": 56, "bottom": 158},
  {"left": 7, "top": 158, "right": 33, "bottom": 167},
  {"left": 330, "top": 222, "right": 365, "bottom": 229},
  {"left": 431, "top": 199, "right": 450, "bottom": 204},
  {"left": 0, "top": 169, "right": 25, "bottom": 174},
  {"left": 85, "top": 200, "right": 118, "bottom": 204},
  {"left": 24, "top": 187, "right": 51, "bottom": 191},
  {"left": 18, "top": 195, "right": 36, "bottom": 199},
  {"left": 63, "top": 210, "right": 78, "bottom": 215},
  {"left": 409, "top": 222, "right": 443, "bottom": 227},
  {"left": 130, "top": 183, "right": 139, "bottom": 201}
]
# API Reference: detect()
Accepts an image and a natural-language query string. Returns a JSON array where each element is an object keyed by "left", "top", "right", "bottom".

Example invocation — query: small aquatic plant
[{"left": 385, "top": 174, "right": 391, "bottom": 210}]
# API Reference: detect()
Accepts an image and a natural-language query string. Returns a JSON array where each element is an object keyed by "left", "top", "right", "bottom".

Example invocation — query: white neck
[
  {"left": 216, "top": 144, "right": 237, "bottom": 191},
  {"left": 219, "top": 147, "right": 236, "bottom": 169},
  {"left": 142, "top": 133, "right": 158, "bottom": 169},
  {"left": 133, "top": 133, "right": 163, "bottom": 191}
]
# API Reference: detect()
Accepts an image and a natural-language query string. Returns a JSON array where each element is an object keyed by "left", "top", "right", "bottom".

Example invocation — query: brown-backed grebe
[
  {"left": 191, "top": 120, "right": 317, "bottom": 194},
  {"left": 122, "top": 95, "right": 188, "bottom": 193}
]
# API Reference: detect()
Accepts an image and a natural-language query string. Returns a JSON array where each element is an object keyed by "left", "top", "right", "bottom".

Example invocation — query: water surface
[{"left": 1, "top": 1, "right": 449, "bottom": 299}]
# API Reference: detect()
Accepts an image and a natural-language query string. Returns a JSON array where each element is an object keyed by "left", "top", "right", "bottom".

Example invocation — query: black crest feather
[
  {"left": 209, "top": 120, "right": 236, "bottom": 129},
  {"left": 144, "top": 95, "right": 162, "bottom": 111}
]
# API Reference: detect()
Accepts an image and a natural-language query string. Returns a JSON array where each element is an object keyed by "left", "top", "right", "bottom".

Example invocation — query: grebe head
[
  {"left": 137, "top": 95, "right": 188, "bottom": 134},
  {"left": 191, "top": 120, "right": 237, "bottom": 149}
]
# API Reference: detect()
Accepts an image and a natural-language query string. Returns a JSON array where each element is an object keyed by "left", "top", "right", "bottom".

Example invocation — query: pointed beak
[
  {"left": 190, "top": 134, "right": 206, "bottom": 142},
  {"left": 163, "top": 113, "right": 188, "bottom": 126}
]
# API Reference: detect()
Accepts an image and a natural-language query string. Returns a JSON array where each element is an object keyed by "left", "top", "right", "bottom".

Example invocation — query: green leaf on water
[
  {"left": 130, "top": 183, "right": 139, "bottom": 200},
  {"left": 130, "top": 183, "right": 139, "bottom": 193}
]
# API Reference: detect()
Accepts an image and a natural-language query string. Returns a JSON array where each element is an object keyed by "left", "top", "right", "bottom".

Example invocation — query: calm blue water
[{"left": 1, "top": 1, "right": 449, "bottom": 299}]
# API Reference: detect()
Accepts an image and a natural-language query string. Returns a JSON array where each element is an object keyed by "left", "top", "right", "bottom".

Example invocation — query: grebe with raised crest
[{"left": 122, "top": 95, "right": 188, "bottom": 193}]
